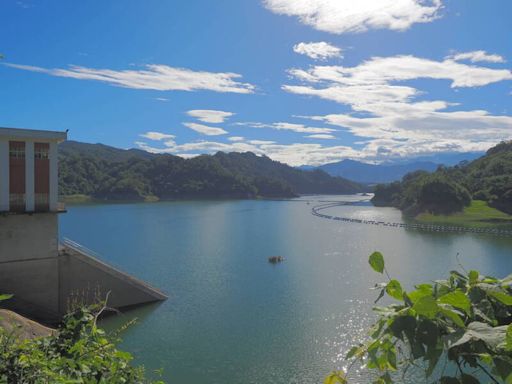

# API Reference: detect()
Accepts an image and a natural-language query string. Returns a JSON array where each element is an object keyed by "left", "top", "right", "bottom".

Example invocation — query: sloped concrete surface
[{"left": 58, "top": 241, "right": 167, "bottom": 315}]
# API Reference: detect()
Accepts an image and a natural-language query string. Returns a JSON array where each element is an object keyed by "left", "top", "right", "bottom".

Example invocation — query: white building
[
  {"left": 0, "top": 127, "right": 165, "bottom": 323},
  {"left": 0, "top": 127, "right": 66, "bottom": 213}
]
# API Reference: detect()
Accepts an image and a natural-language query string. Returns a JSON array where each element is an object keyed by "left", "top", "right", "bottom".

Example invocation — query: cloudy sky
[{"left": 1, "top": 0, "right": 511, "bottom": 165}]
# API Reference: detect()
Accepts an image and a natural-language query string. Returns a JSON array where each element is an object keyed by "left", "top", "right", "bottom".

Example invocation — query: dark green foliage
[
  {"left": 59, "top": 142, "right": 363, "bottom": 200},
  {"left": 372, "top": 171, "right": 471, "bottom": 215},
  {"left": 335, "top": 253, "right": 512, "bottom": 384},
  {"left": 0, "top": 303, "right": 161, "bottom": 383},
  {"left": 372, "top": 140, "right": 512, "bottom": 215}
]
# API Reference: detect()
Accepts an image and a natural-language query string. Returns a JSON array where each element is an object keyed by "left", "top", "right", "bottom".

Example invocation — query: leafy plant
[
  {"left": 0, "top": 302, "right": 163, "bottom": 383},
  {"left": 327, "top": 252, "right": 512, "bottom": 383}
]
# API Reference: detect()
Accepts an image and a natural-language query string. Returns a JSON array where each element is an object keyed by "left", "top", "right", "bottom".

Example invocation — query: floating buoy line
[{"left": 311, "top": 201, "right": 512, "bottom": 237}]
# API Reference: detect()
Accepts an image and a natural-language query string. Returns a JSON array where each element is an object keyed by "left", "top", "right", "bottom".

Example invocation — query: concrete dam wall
[{"left": 0, "top": 213, "right": 166, "bottom": 324}]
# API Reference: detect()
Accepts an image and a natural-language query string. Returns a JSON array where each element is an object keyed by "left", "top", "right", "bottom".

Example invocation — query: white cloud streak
[
  {"left": 186, "top": 109, "right": 234, "bottom": 123},
  {"left": 228, "top": 136, "right": 245, "bottom": 142},
  {"left": 236, "top": 121, "right": 337, "bottom": 134},
  {"left": 447, "top": 50, "right": 506, "bottom": 64},
  {"left": 293, "top": 42, "right": 342, "bottom": 60},
  {"left": 183, "top": 122, "right": 228, "bottom": 136},
  {"left": 263, "top": 0, "right": 443, "bottom": 34},
  {"left": 305, "top": 134, "right": 336, "bottom": 139},
  {"left": 5, "top": 63, "right": 255, "bottom": 93},
  {"left": 140, "top": 131, "right": 175, "bottom": 141}
]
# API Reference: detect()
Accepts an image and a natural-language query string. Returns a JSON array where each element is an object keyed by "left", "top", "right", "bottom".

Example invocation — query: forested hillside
[
  {"left": 59, "top": 141, "right": 363, "bottom": 200},
  {"left": 372, "top": 141, "right": 512, "bottom": 215}
]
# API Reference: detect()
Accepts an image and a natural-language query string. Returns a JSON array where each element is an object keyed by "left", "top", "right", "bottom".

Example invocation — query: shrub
[
  {"left": 0, "top": 301, "right": 163, "bottom": 383},
  {"left": 326, "top": 252, "right": 512, "bottom": 384}
]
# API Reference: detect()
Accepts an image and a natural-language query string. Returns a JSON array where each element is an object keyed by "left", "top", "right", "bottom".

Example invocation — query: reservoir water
[{"left": 59, "top": 196, "right": 512, "bottom": 384}]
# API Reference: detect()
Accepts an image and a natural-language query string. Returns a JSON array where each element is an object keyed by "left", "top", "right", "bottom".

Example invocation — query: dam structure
[{"left": 0, "top": 127, "right": 166, "bottom": 323}]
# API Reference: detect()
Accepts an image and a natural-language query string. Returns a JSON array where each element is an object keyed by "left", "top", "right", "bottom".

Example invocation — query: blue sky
[{"left": 1, "top": 0, "right": 511, "bottom": 165}]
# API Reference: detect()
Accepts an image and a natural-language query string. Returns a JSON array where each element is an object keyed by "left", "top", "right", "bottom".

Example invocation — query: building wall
[
  {"left": 0, "top": 213, "right": 58, "bottom": 262},
  {"left": 0, "top": 214, "right": 60, "bottom": 319}
]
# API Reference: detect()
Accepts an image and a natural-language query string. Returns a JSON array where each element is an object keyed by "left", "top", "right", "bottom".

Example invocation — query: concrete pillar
[
  {"left": 0, "top": 140, "right": 9, "bottom": 212},
  {"left": 49, "top": 141, "right": 58, "bottom": 211},
  {"left": 25, "top": 140, "right": 35, "bottom": 212}
]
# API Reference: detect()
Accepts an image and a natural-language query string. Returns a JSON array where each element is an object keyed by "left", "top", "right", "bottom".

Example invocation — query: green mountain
[
  {"left": 372, "top": 141, "right": 512, "bottom": 215},
  {"left": 59, "top": 141, "right": 363, "bottom": 200}
]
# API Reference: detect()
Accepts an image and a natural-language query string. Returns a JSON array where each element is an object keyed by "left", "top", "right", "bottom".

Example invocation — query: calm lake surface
[{"left": 59, "top": 196, "right": 512, "bottom": 384}]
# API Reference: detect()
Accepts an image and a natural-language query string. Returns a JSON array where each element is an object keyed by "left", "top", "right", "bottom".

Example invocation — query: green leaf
[
  {"left": 386, "top": 280, "right": 403, "bottom": 301},
  {"left": 412, "top": 296, "right": 439, "bottom": 318},
  {"left": 487, "top": 290, "right": 512, "bottom": 305},
  {"left": 346, "top": 345, "right": 365, "bottom": 359},
  {"left": 324, "top": 371, "right": 347, "bottom": 384},
  {"left": 439, "top": 308, "right": 465, "bottom": 328},
  {"left": 369, "top": 252, "right": 385, "bottom": 274},
  {"left": 506, "top": 324, "right": 512, "bottom": 351},
  {"left": 450, "top": 322, "right": 507, "bottom": 350},
  {"left": 0, "top": 294, "right": 13, "bottom": 301},
  {"left": 408, "top": 284, "right": 433, "bottom": 303},
  {"left": 468, "top": 270, "right": 479, "bottom": 284},
  {"left": 439, "top": 290, "right": 471, "bottom": 314}
]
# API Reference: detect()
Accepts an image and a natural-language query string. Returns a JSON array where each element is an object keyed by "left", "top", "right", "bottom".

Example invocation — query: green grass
[{"left": 416, "top": 200, "right": 512, "bottom": 228}]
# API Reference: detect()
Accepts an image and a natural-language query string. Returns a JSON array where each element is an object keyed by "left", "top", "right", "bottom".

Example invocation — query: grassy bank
[
  {"left": 416, "top": 200, "right": 512, "bottom": 227},
  {"left": 61, "top": 194, "right": 160, "bottom": 203}
]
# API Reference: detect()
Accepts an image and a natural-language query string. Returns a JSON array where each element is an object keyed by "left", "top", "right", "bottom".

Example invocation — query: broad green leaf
[
  {"left": 0, "top": 294, "right": 13, "bottom": 301},
  {"left": 369, "top": 252, "right": 385, "bottom": 274},
  {"left": 487, "top": 290, "right": 512, "bottom": 306},
  {"left": 439, "top": 290, "right": 471, "bottom": 314},
  {"left": 386, "top": 280, "right": 403, "bottom": 301},
  {"left": 412, "top": 296, "right": 439, "bottom": 318},
  {"left": 408, "top": 284, "right": 433, "bottom": 303},
  {"left": 439, "top": 308, "right": 465, "bottom": 328},
  {"left": 324, "top": 371, "right": 347, "bottom": 384},
  {"left": 450, "top": 322, "right": 507, "bottom": 350}
]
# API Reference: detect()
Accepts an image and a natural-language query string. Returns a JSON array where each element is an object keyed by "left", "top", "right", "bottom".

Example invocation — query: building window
[
  {"left": 35, "top": 143, "right": 49, "bottom": 159},
  {"left": 9, "top": 142, "right": 25, "bottom": 159}
]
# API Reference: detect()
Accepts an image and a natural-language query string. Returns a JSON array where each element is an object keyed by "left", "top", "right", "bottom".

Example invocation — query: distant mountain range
[
  {"left": 300, "top": 152, "right": 483, "bottom": 184},
  {"left": 59, "top": 141, "right": 364, "bottom": 200}
]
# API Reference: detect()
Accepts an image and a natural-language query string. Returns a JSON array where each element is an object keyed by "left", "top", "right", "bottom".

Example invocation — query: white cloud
[
  {"left": 5, "top": 63, "right": 255, "bottom": 93},
  {"left": 237, "top": 121, "right": 337, "bottom": 134},
  {"left": 183, "top": 122, "right": 228, "bottom": 136},
  {"left": 447, "top": 50, "right": 506, "bottom": 64},
  {"left": 283, "top": 54, "right": 512, "bottom": 159},
  {"left": 305, "top": 134, "right": 336, "bottom": 139},
  {"left": 228, "top": 136, "right": 245, "bottom": 142},
  {"left": 248, "top": 140, "right": 276, "bottom": 145},
  {"left": 154, "top": 97, "right": 169, "bottom": 102},
  {"left": 186, "top": 109, "right": 234, "bottom": 123},
  {"left": 293, "top": 42, "right": 342, "bottom": 60},
  {"left": 263, "top": 0, "right": 442, "bottom": 34},
  {"left": 136, "top": 138, "right": 360, "bottom": 166},
  {"left": 140, "top": 131, "right": 175, "bottom": 141}
]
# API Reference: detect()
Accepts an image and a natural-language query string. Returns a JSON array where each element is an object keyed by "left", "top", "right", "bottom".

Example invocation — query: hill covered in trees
[
  {"left": 59, "top": 141, "right": 363, "bottom": 200},
  {"left": 372, "top": 141, "right": 512, "bottom": 215}
]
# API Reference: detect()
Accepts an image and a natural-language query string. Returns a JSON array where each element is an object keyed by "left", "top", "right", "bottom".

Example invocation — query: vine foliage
[
  {"left": 326, "top": 252, "right": 512, "bottom": 383},
  {"left": 0, "top": 298, "right": 162, "bottom": 384}
]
